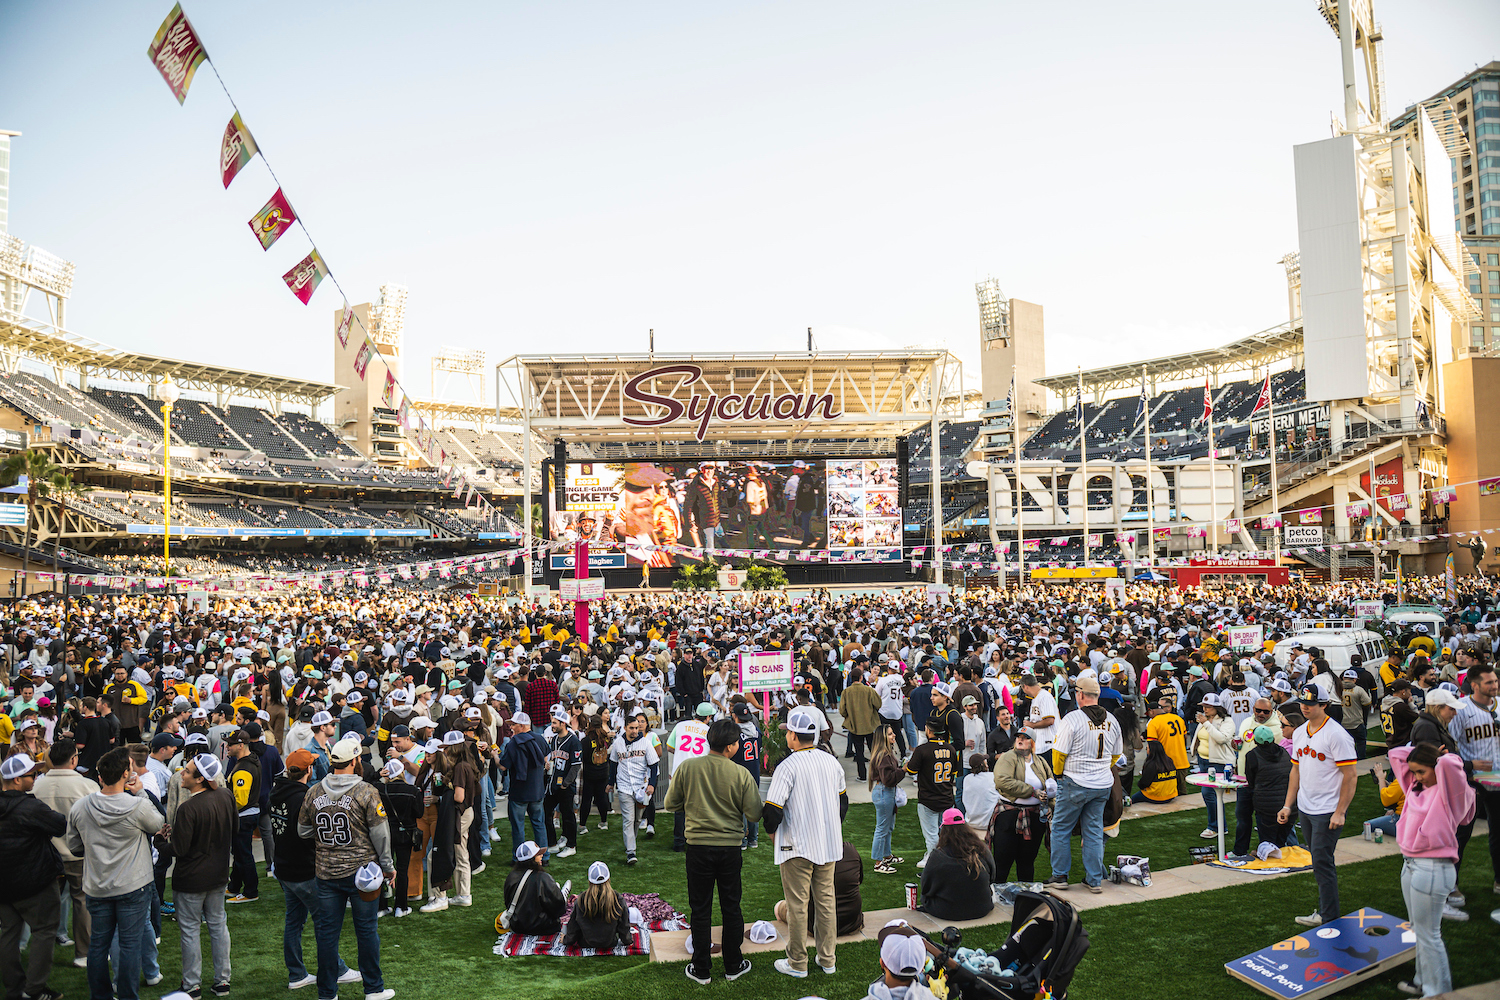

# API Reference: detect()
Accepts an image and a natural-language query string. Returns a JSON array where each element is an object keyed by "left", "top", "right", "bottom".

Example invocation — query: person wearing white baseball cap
[
  {"left": 501, "top": 841, "right": 566, "bottom": 936},
  {"left": 169, "top": 754, "right": 237, "bottom": 997},
  {"left": 872, "top": 926, "right": 937, "bottom": 1000},
  {"left": 562, "top": 861, "right": 630, "bottom": 950},
  {"left": 296, "top": 736, "right": 395, "bottom": 1000},
  {"left": 0, "top": 749, "right": 65, "bottom": 1000},
  {"left": 765, "top": 706, "right": 847, "bottom": 979}
]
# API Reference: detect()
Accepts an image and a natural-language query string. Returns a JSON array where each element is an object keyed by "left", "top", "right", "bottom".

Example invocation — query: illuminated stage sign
[{"left": 622, "top": 364, "right": 844, "bottom": 441}]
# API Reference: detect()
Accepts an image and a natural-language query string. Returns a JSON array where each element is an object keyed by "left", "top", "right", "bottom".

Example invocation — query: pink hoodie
[{"left": 1390, "top": 745, "right": 1475, "bottom": 862}]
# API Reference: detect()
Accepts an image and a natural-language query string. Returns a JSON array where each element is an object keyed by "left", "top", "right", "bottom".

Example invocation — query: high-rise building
[
  {"left": 975, "top": 282, "right": 1045, "bottom": 460},
  {"left": 0, "top": 131, "right": 17, "bottom": 236},
  {"left": 1393, "top": 62, "right": 1500, "bottom": 351}
]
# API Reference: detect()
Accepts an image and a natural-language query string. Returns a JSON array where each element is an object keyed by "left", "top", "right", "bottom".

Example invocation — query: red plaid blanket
[{"left": 492, "top": 893, "right": 689, "bottom": 958}]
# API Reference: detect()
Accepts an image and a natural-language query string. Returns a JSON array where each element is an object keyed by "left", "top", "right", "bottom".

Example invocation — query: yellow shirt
[{"left": 1146, "top": 712, "right": 1189, "bottom": 770}]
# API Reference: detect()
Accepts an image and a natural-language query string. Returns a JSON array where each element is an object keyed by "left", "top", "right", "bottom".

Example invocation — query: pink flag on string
[
  {"left": 147, "top": 3, "right": 208, "bottom": 104},
  {"left": 281, "top": 250, "right": 328, "bottom": 304}
]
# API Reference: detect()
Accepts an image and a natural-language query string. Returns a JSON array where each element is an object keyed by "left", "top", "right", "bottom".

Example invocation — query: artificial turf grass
[{"left": 28, "top": 780, "right": 1409, "bottom": 1000}]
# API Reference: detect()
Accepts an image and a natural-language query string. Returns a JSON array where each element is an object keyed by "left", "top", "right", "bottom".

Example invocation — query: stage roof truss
[{"left": 497, "top": 350, "right": 963, "bottom": 443}]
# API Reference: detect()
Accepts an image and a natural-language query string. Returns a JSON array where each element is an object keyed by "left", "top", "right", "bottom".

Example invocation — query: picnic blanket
[
  {"left": 1208, "top": 846, "right": 1315, "bottom": 875},
  {"left": 492, "top": 892, "right": 689, "bottom": 958}
]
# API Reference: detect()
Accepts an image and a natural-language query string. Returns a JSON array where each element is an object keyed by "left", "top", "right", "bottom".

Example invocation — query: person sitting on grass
[
  {"left": 917, "top": 808, "right": 994, "bottom": 920},
  {"left": 1365, "top": 763, "right": 1403, "bottom": 839},
  {"left": 502, "top": 840, "right": 567, "bottom": 936},
  {"left": 1243, "top": 725, "right": 1294, "bottom": 852},
  {"left": 563, "top": 861, "right": 631, "bottom": 950},
  {"left": 1128, "top": 737, "right": 1179, "bottom": 805}
]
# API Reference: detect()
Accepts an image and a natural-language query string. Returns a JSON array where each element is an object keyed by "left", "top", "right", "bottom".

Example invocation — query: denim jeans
[
  {"left": 108, "top": 887, "right": 158, "bottom": 986},
  {"left": 1048, "top": 776, "right": 1111, "bottom": 887},
  {"left": 508, "top": 798, "right": 548, "bottom": 857},
  {"left": 315, "top": 876, "right": 381, "bottom": 999},
  {"left": 1400, "top": 857, "right": 1455, "bottom": 997},
  {"left": 916, "top": 803, "right": 941, "bottom": 856},
  {"left": 280, "top": 877, "right": 347, "bottom": 985},
  {"left": 1197, "top": 756, "right": 1219, "bottom": 830},
  {"left": 902, "top": 714, "right": 918, "bottom": 755},
  {"left": 479, "top": 774, "right": 496, "bottom": 851},
  {"left": 86, "top": 884, "right": 151, "bottom": 1000},
  {"left": 871, "top": 784, "right": 896, "bottom": 860},
  {"left": 1299, "top": 811, "right": 1341, "bottom": 922},
  {"left": 1367, "top": 814, "right": 1398, "bottom": 836},
  {"left": 174, "top": 890, "right": 230, "bottom": 990}
]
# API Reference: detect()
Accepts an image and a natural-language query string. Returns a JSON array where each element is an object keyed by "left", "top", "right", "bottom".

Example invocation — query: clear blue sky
[{"left": 2, "top": 1, "right": 1495, "bottom": 405}]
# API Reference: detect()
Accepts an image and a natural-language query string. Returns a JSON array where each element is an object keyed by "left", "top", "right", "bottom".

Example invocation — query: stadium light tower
[
  {"left": 975, "top": 278, "right": 1010, "bottom": 346},
  {"left": 431, "top": 346, "right": 487, "bottom": 415}
]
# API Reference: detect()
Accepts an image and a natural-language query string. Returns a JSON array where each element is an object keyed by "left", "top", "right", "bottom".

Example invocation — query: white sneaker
[
  {"left": 450, "top": 895, "right": 472, "bottom": 907},
  {"left": 1294, "top": 912, "right": 1323, "bottom": 927},
  {"left": 554, "top": 837, "right": 568, "bottom": 850},
  {"left": 597, "top": 822, "right": 609, "bottom": 831},
  {"left": 73, "top": 956, "right": 88, "bottom": 968},
  {"left": 394, "top": 907, "right": 411, "bottom": 918},
  {"left": 419, "top": 895, "right": 448, "bottom": 913},
  {"left": 1199, "top": 828, "right": 1218, "bottom": 839},
  {"left": 365, "top": 990, "right": 395, "bottom": 1000},
  {"left": 577, "top": 826, "right": 589, "bottom": 836},
  {"left": 481, "top": 849, "right": 491, "bottom": 858},
  {"left": 339, "top": 968, "right": 363, "bottom": 984},
  {"left": 473, "top": 863, "right": 486, "bottom": 875},
  {"left": 917, "top": 853, "right": 929, "bottom": 869},
  {"left": 639, "top": 818, "right": 648, "bottom": 830},
  {"left": 488, "top": 828, "right": 500, "bottom": 840},
  {"left": 1441, "top": 904, "right": 1469, "bottom": 921},
  {"left": 557, "top": 846, "right": 577, "bottom": 858},
  {"left": 1447, "top": 889, "right": 1466, "bottom": 907},
  {"left": 773, "top": 958, "right": 808, "bottom": 979},
  {"left": 289, "top": 973, "right": 317, "bottom": 989},
  {"left": 646, "top": 824, "right": 655, "bottom": 838}
]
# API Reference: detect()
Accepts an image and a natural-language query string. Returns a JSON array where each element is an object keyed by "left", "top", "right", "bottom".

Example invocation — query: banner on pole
[
  {"left": 281, "top": 249, "right": 327, "bottom": 304},
  {"left": 147, "top": 3, "right": 208, "bottom": 105},
  {"left": 219, "top": 112, "right": 258, "bottom": 188},
  {"left": 249, "top": 188, "right": 297, "bottom": 250}
]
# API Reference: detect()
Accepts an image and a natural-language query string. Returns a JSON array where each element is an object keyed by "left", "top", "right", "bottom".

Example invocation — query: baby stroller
[{"left": 929, "top": 891, "right": 1090, "bottom": 1000}]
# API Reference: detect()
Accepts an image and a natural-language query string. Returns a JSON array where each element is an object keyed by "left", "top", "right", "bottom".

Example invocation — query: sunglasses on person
[{"left": 1253, "top": 707, "right": 1272, "bottom": 716}]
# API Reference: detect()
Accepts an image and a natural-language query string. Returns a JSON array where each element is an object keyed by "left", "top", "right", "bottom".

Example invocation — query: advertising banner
[{"left": 738, "top": 650, "right": 793, "bottom": 694}]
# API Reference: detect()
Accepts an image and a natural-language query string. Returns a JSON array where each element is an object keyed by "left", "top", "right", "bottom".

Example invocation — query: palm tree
[{"left": 0, "top": 449, "right": 63, "bottom": 597}]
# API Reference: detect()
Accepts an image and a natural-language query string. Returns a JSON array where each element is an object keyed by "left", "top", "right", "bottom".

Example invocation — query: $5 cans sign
[{"left": 738, "top": 649, "right": 793, "bottom": 694}]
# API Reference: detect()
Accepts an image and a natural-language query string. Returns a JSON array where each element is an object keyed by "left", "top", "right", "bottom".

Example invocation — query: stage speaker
[
  {"left": 553, "top": 439, "right": 567, "bottom": 513},
  {"left": 896, "top": 435, "right": 909, "bottom": 508}
]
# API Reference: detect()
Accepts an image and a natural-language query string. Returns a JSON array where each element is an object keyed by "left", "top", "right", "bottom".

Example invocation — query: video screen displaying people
[{"left": 547, "top": 458, "right": 901, "bottom": 565}]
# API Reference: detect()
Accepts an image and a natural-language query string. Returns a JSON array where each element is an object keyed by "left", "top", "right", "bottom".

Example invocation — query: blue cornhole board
[{"left": 1226, "top": 908, "right": 1414, "bottom": 999}]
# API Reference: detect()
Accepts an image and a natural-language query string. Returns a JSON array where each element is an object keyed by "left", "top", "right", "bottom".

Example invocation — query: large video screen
[{"left": 547, "top": 458, "right": 901, "bottom": 566}]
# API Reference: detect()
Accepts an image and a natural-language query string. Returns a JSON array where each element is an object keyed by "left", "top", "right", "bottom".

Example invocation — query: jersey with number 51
[{"left": 296, "top": 772, "right": 392, "bottom": 880}]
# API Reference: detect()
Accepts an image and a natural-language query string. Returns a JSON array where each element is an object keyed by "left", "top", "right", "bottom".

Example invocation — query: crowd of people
[{"left": 0, "top": 575, "right": 1492, "bottom": 999}]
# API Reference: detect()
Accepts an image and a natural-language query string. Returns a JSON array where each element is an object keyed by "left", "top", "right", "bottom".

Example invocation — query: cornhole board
[{"left": 1226, "top": 908, "right": 1414, "bottom": 999}]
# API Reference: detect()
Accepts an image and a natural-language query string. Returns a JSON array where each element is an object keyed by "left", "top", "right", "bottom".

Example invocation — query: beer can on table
[
  {"left": 1363, "top": 821, "right": 1373, "bottom": 842},
  {"left": 905, "top": 882, "right": 919, "bottom": 909},
  {"left": 1374, "top": 828, "right": 1383, "bottom": 844}
]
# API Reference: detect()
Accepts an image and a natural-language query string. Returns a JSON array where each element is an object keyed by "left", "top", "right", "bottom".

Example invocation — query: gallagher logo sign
[{"left": 622, "top": 364, "right": 843, "bottom": 441}]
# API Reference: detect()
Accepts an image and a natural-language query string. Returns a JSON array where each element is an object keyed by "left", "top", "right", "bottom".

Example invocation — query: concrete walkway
[{"left": 648, "top": 814, "right": 1487, "bottom": 963}]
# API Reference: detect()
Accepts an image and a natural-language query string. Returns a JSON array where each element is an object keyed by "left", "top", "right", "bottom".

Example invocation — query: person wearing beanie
[{"left": 1242, "top": 724, "right": 1294, "bottom": 854}]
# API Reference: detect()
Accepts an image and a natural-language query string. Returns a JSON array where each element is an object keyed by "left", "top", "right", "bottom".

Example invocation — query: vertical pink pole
[{"left": 573, "top": 538, "right": 590, "bottom": 645}]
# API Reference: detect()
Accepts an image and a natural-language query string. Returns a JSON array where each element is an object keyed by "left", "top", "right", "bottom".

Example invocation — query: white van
[
  {"left": 1382, "top": 604, "right": 1446, "bottom": 630},
  {"left": 1272, "top": 622, "right": 1389, "bottom": 694}
]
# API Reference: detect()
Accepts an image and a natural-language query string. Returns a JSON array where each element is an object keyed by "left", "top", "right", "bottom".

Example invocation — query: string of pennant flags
[{"left": 146, "top": 4, "right": 504, "bottom": 528}]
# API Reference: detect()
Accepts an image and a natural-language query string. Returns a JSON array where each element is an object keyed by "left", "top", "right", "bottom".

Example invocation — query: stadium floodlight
[
  {"left": 0, "top": 234, "right": 23, "bottom": 280},
  {"left": 433, "top": 347, "right": 486, "bottom": 374},
  {"left": 23, "top": 245, "right": 75, "bottom": 298},
  {"left": 369, "top": 283, "right": 408, "bottom": 347},
  {"left": 976, "top": 277, "right": 1010, "bottom": 345}
]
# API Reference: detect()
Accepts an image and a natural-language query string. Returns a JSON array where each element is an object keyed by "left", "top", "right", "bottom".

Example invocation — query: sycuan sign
[{"left": 622, "top": 364, "right": 843, "bottom": 440}]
